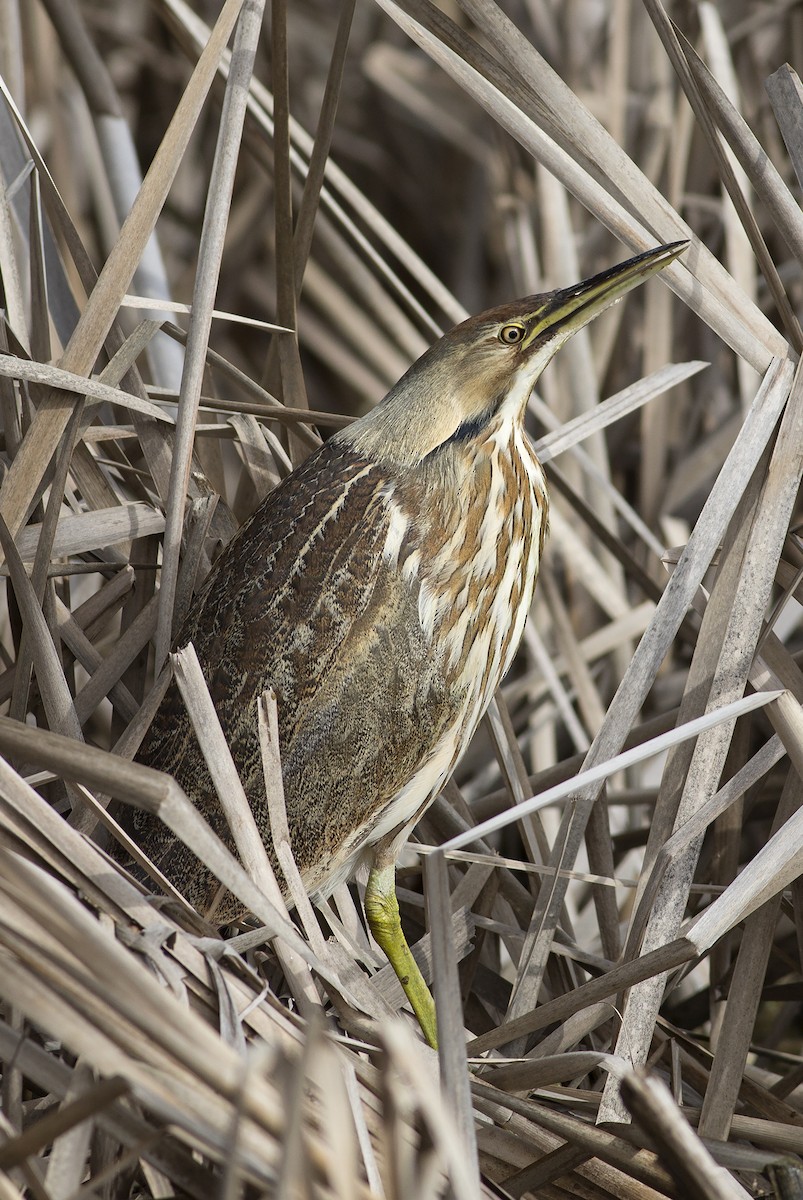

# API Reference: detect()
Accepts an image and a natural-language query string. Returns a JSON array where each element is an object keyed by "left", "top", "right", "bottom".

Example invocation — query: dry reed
[{"left": 0, "top": 0, "right": 801, "bottom": 1196}]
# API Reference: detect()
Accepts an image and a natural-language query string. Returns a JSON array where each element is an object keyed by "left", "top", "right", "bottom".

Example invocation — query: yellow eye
[{"left": 499, "top": 323, "right": 525, "bottom": 345}]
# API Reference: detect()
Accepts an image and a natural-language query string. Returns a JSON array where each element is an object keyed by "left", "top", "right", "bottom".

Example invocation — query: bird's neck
[{"left": 335, "top": 363, "right": 464, "bottom": 469}]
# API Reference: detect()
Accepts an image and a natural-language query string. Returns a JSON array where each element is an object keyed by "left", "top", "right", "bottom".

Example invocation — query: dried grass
[{"left": 0, "top": 0, "right": 802, "bottom": 1195}]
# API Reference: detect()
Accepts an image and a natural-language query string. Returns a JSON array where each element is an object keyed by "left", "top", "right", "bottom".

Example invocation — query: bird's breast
[{"left": 383, "top": 423, "right": 548, "bottom": 707}]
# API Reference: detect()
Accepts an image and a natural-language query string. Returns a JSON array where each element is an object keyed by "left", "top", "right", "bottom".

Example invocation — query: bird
[{"left": 129, "top": 241, "right": 686, "bottom": 1047}]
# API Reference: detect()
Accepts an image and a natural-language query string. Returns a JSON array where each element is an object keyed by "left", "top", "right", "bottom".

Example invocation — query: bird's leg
[{"left": 364, "top": 845, "right": 438, "bottom": 1048}]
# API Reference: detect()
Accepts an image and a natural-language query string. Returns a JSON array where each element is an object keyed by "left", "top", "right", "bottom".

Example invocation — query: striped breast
[{"left": 367, "top": 417, "right": 549, "bottom": 844}]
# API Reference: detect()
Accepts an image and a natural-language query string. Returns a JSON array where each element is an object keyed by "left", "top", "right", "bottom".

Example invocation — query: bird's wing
[
  {"left": 137, "top": 440, "right": 462, "bottom": 897},
  {"left": 184, "top": 439, "right": 390, "bottom": 719},
  {"left": 142, "top": 441, "right": 385, "bottom": 765}
]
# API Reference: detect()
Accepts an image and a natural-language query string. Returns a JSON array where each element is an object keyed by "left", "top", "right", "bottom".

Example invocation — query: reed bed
[{"left": 0, "top": 0, "right": 802, "bottom": 1195}]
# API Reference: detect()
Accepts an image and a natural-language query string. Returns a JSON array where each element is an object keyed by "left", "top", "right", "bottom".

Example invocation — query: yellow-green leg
[{"left": 365, "top": 859, "right": 438, "bottom": 1048}]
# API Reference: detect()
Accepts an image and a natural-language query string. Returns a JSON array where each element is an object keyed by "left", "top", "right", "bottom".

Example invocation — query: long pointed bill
[{"left": 522, "top": 240, "right": 688, "bottom": 349}]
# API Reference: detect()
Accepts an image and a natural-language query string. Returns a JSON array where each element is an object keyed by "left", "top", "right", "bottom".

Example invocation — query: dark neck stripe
[{"left": 428, "top": 398, "right": 503, "bottom": 457}]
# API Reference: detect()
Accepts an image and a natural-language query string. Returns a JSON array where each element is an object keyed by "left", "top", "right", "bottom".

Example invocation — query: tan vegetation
[{"left": 0, "top": 0, "right": 802, "bottom": 1195}]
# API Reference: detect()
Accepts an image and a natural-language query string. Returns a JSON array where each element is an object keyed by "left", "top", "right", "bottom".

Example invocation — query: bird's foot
[{"left": 365, "top": 860, "right": 438, "bottom": 1048}]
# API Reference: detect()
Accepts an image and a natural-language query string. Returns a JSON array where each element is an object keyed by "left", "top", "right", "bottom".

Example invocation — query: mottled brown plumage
[
  {"left": 129, "top": 243, "right": 685, "bottom": 1042},
  {"left": 133, "top": 405, "right": 547, "bottom": 915}
]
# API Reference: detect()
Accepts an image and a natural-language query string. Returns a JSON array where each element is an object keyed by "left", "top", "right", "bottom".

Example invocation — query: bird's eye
[{"left": 499, "top": 323, "right": 525, "bottom": 345}]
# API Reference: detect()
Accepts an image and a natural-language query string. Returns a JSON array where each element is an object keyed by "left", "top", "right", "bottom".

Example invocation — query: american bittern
[{"left": 130, "top": 242, "right": 685, "bottom": 1046}]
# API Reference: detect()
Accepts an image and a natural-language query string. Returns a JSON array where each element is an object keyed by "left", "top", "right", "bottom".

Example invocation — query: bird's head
[{"left": 338, "top": 241, "right": 687, "bottom": 468}]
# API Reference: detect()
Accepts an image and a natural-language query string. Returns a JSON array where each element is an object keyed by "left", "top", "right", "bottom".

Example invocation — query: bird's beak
[{"left": 522, "top": 240, "right": 688, "bottom": 349}]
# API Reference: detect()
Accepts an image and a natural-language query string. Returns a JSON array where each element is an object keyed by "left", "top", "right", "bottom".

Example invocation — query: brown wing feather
[{"left": 132, "top": 440, "right": 463, "bottom": 916}]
